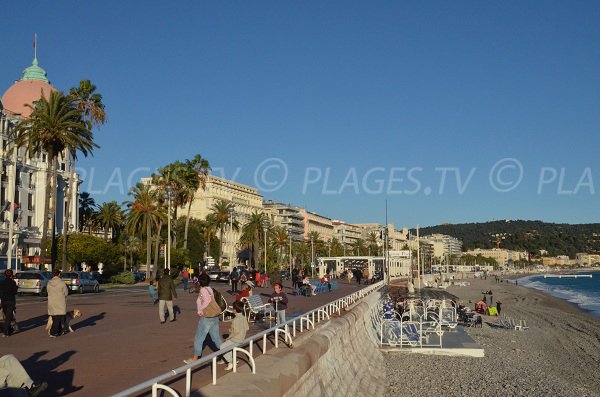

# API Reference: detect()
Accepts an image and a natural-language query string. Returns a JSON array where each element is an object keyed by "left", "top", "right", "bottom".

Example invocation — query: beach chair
[
  {"left": 242, "top": 295, "right": 275, "bottom": 322},
  {"left": 440, "top": 307, "right": 458, "bottom": 329},
  {"left": 515, "top": 319, "right": 529, "bottom": 331},
  {"left": 400, "top": 321, "right": 422, "bottom": 347}
]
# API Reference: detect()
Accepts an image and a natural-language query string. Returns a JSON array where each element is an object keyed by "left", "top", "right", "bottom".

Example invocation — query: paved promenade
[{"left": 1, "top": 278, "right": 366, "bottom": 396}]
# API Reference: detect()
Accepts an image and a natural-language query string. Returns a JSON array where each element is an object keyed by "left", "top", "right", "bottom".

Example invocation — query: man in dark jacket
[
  {"left": 157, "top": 268, "right": 177, "bottom": 323},
  {"left": 0, "top": 269, "right": 18, "bottom": 336}
]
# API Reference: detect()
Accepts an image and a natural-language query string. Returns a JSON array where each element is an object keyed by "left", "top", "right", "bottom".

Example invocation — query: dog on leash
[{"left": 45, "top": 309, "right": 82, "bottom": 335}]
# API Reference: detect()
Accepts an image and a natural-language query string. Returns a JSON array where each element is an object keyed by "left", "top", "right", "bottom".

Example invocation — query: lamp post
[
  {"left": 288, "top": 227, "right": 292, "bottom": 279},
  {"left": 228, "top": 207, "right": 235, "bottom": 268},
  {"left": 311, "top": 235, "right": 315, "bottom": 277},
  {"left": 262, "top": 217, "right": 269, "bottom": 275},
  {"left": 166, "top": 186, "right": 172, "bottom": 270},
  {"left": 342, "top": 228, "right": 346, "bottom": 257}
]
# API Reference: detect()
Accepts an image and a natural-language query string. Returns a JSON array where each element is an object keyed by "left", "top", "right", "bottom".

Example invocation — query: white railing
[{"left": 111, "top": 281, "right": 384, "bottom": 397}]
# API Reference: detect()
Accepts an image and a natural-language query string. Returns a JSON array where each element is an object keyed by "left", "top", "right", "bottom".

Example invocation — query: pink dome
[{"left": 2, "top": 79, "right": 57, "bottom": 118}]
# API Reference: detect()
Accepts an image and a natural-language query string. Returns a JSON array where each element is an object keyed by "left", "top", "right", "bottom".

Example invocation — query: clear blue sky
[{"left": 2, "top": 1, "right": 599, "bottom": 227}]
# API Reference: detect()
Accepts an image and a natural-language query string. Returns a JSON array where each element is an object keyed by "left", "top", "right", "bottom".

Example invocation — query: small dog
[{"left": 45, "top": 309, "right": 82, "bottom": 335}]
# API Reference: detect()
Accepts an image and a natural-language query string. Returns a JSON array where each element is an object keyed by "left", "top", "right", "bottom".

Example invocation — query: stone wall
[{"left": 199, "top": 292, "right": 385, "bottom": 397}]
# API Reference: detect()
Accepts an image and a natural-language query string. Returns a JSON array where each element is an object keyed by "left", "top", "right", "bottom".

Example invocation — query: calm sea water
[{"left": 520, "top": 271, "right": 600, "bottom": 318}]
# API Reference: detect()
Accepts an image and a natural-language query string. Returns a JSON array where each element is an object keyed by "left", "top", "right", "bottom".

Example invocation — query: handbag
[{"left": 202, "top": 289, "right": 222, "bottom": 318}]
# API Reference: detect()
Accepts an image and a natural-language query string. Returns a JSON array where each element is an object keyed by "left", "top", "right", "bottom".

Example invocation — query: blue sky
[{"left": 1, "top": 1, "right": 599, "bottom": 227}]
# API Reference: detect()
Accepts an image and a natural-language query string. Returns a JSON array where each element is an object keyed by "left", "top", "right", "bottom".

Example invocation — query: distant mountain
[{"left": 416, "top": 220, "right": 600, "bottom": 258}]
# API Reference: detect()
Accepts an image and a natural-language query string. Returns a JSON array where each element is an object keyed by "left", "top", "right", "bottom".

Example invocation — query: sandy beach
[{"left": 385, "top": 278, "right": 600, "bottom": 397}]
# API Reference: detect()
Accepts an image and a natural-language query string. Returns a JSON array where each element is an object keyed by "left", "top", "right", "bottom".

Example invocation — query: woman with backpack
[{"left": 184, "top": 274, "right": 224, "bottom": 364}]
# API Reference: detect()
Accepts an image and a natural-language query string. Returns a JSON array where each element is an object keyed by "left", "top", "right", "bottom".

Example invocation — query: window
[
  {"left": 27, "top": 216, "right": 32, "bottom": 228},
  {"left": 28, "top": 193, "right": 33, "bottom": 211}
]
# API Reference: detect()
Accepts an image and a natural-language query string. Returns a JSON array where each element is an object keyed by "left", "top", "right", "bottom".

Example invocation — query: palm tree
[
  {"left": 240, "top": 211, "right": 268, "bottom": 269},
  {"left": 78, "top": 192, "right": 96, "bottom": 233},
  {"left": 203, "top": 214, "right": 218, "bottom": 259},
  {"left": 182, "top": 154, "right": 210, "bottom": 249},
  {"left": 14, "top": 90, "right": 98, "bottom": 267},
  {"left": 210, "top": 199, "right": 234, "bottom": 262},
  {"left": 366, "top": 231, "right": 380, "bottom": 256},
  {"left": 96, "top": 201, "right": 123, "bottom": 242},
  {"left": 125, "top": 183, "right": 163, "bottom": 279},
  {"left": 351, "top": 238, "right": 366, "bottom": 256},
  {"left": 272, "top": 226, "right": 289, "bottom": 263},
  {"left": 63, "top": 80, "right": 106, "bottom": 267}
]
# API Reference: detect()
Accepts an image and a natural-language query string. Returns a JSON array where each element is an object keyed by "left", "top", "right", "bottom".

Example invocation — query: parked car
[
  {"left": 91, "top": 271, "right": 109, "bottom": 284},
  {"left": 217, "top": 271, "right": 230, "bottom": 282},
  {"left": 280, "top": 270, "right": 291, "bottom": 280},
  {"left": 208, "top": 271, "right": 220, "bottom": 282},
  {"left": 15, "top": 271, "right": 51, "bottom": 297},
  {"left": 132, "top": 271, "right": 146, "bottom": 282},
  {"left": 61, "top": 271, "right": 100, "bottom": 294}
]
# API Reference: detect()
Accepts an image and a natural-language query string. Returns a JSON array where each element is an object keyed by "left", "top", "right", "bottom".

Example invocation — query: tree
[
  {"left": 14, "top": 90, "right": 98, "bottom": 267},
  {"left": 182, "top": 154, "right": 210, "bottom": 249},
  {"left": 63, "top": 80, "right": 106, "bottom": 268},
  {"left": 210, "top": 199, "right": 234, "bottom": 262},
  {"left": 96, "top": 201, "right": 124, "bottom": 242},
  {"left": 272, "top": 226, "right": 289, "bottom": 263},
  {"left": 125, "top": 183, "right": 164, "bottom": 279},
  {"left": 240, "top": 211, "right": 268, "bottom": 269},
  {"left": 78, "top": 192, "right": 96, "bottom": 233},
  {"left": 366, "top": 231, "right": 380, "bottom": 256}
]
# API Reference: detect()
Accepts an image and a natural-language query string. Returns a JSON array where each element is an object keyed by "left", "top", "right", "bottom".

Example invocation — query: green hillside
[{"left": 416, "top": 220, "right": 600, "bottom": 258}]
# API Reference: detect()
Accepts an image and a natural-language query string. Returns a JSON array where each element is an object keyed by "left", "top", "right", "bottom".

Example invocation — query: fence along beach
[{"left": 385, "top": 277, "right": 600, "bottom": 396}]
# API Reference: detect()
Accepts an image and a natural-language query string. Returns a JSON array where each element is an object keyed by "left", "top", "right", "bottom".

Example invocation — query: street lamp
[
  {"left": 311, "top": 235, "right": 315, "bottom": 277},
  {"left": 262, "top": 217, "right": 269, "bottom": 275},
  {"left": 342, "top": 228, "right": 346, "bottom": 257},
  {"left": 288, "top": 227, "right": 292, "bottom": 281},
  {"left": 166, "top": 186, "right": 172, "bottom": 270},
  {"left": 228, "top": 207, "right": 235, "bottom": 268}
]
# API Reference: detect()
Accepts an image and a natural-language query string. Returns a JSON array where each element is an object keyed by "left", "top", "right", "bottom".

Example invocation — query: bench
[{"left": 242, "top": 295, "right": 275, "bottom": 322}]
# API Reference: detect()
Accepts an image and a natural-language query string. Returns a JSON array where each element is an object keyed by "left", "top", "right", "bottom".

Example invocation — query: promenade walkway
[{"left": 2, "top": 278, "right": 365, "bottom": 396}]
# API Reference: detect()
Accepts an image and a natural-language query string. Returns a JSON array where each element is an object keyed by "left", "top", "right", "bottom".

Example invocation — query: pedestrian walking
[
  {"left": 148, "top": 280, "right": 157, "bottom": 304},
  {"left": 0, "top": 269, "right": 18, "bottom": 336},
  {"left": 157, "top": 268, "right": 177, "bottom": 323},
  {"left": 229, "top": 267, "right": 240, "bottom": 293},
  {"left": 181, "top": 267, "right": 189, "bottom": 291},
  {"left": 184, "top": 274, "right": 224, "bottom": 364},
  {"left": 47, "top": 268, "right": 68, "bottom": 337}
]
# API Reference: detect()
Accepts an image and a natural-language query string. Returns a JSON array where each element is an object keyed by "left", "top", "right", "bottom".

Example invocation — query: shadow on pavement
[
  {"left": 22, "top": 351, "right": 83, "bottom": 396},
  {"left": 73, "top": 311, "right": 106, "bottom": 331},
  {"left": 13, "top": 314, "right": 48, "bottom": 334}
]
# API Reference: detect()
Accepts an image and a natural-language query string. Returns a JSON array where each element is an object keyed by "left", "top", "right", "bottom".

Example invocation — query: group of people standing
[{"left": 228, "top": 267, "right": 269, "bottom": 293}]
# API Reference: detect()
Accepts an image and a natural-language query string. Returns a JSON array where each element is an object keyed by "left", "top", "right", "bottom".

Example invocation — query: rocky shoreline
[{"left": 385, "top": 278, "right": 600, "bottom": 397}]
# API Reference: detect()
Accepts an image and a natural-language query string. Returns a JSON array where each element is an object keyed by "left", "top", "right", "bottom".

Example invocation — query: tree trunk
[
  {"left": 49, "top": 157, "right": 59, "bottom": 267},
  {"left": 153, "top": 220, "right": 163, "bottom": 277},
  {"left": 39, "top": 150, "right": 54, "bottom": 269},
  {"left": 172, "top": 207, "right": 178, "bottom": 248},
  {"left": 62, "top": 155, "right": 75, "bottom": 270},
  {"left": 219, "top": 227, "right": 224, "bottom": 263},
  {"left": 183, "top": 201, "right": 192, "bottom": 249},
  {"left": 145, "top": 219, "right": 152, "bottom": 280}
]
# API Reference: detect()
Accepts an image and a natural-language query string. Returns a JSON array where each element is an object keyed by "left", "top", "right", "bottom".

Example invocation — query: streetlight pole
[
  {"left": 288, "top": 228, "right": 292, "bottom": 278},
  {"left": 342, "top": 229, "right": 346, "bottom": 257},
  {"left": 311, "top": 235, "right": 315, "bottom": 278},
  {"left": 166, "top": 186, "right": 172, "bottom": 270},
  {"left": 262, "top": 217, "right": 268, "bottom": 275},
  {"left": 229, "top": 207, "right": 235, "bottom": 268}
]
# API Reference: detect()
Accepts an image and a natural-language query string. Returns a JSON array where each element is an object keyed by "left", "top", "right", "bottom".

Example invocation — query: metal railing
[{"left": 111, "top": 280, "right": 384, "bottom": 397}]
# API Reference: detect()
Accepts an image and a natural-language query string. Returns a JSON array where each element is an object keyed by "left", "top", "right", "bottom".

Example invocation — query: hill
[{"left": 416, "top": 220, "right": 600, "bottom": 258}]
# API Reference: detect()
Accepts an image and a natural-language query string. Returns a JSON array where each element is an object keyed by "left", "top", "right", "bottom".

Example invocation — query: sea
[{"left": 519, "top": 270, "right": 600, "bottom": 318}]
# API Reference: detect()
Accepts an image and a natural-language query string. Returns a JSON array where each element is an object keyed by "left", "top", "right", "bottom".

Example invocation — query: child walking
[
  {"left": 148, "top": 280, "right": 157, "bottom": 304},
  {"left": 220, "top": 301, "right": 249, "bottom": 371},
  {"left": 269, "top": 282, "right": 288, "bottom": 325}
]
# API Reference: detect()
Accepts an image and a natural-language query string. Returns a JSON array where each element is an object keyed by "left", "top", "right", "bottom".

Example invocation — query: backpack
[{"left": 212, "top": 287, "right": 228, "bottom": 314}]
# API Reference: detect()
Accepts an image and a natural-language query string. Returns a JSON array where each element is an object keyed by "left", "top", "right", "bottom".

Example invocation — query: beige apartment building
[
  {"left": 542, "top": 255, "right": 575, "bottom": 266},
  {"left": 263, "top": 200, "right": 305, "bottom": 242},
  {"left": 332, "top": 220, "right": 362, "bottom": 253},
  {"left": 575, "top": 253, "right": 600, "bottom": 267},
  {"left": 301, "top": 209, "right": 333, "bottom": 242},
  {"left": 463, "top": 248, "right": 528, "bottom": 266}
]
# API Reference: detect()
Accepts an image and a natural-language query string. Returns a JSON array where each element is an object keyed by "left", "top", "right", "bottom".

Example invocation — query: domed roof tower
[{"left": 2, "top": 36, "right": 57, "bottom": 118}]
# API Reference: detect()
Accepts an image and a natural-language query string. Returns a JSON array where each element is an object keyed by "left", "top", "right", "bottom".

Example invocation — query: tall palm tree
[
  {"left": 203, "top": 214, "right": 218, "bottom": 259},
  {"left": 14, "top": 90, "right": 98, "bottom": 267},
  {"left": 125, "top": 183, "right": 163, "bottom": 279},
  {"left": 272, "top": 226, "right": 289, "bottom": 263},
  {"left": 96, "top": 201, "right": 123, "bottom": 242},
  {"left": 152, "top": 161, "right": 189, "bottom": 249},
  {"left": 366, "top": 231, "right": 380, "bottom": 256},
  {"left": 183, "top": 154, "right": 210, "bottom": 249},
  {"left": 240, "top": 211, "right": 268, "bottom": 269},
  {"left": 63, "top": 80, "right": 106, "bottom": 268},
  {"left": 210, "top": 199, "right": 234, "bottom": 262},
  {"left": 78, "top": 192, "right": 96, "bottom": 233},
  {"left": 351, "top": 238, "right": 366, "bottom": 256}
]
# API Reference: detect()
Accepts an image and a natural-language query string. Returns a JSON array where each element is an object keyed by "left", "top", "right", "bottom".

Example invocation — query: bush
[{"left": 110, "top": 272, "right": 136, "bottom": 284}]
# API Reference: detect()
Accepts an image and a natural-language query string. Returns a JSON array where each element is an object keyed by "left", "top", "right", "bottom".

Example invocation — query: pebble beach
[{"left": 385, "top": 277, "right": 600, "bottom": 397}]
